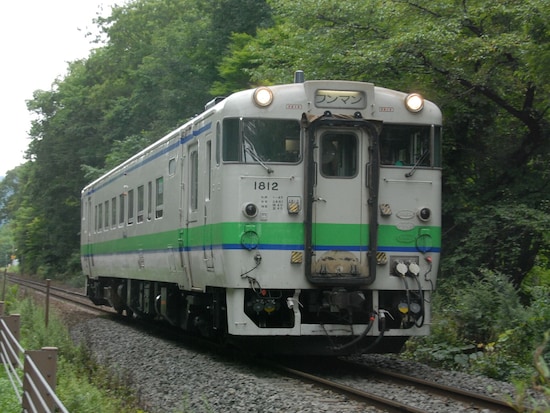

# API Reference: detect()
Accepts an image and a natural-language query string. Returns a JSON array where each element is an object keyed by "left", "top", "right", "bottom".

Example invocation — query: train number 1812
[{"left": 253, "top": 181, "right": 279, "bottom": 191}]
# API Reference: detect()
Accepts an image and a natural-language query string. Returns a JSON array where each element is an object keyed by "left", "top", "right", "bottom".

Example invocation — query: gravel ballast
[
  {"left": 71, "top": 318, "right": 375, "bottom": 412},
  {"left": 70, "top": 317, "right": 542, "bottom": 413}
]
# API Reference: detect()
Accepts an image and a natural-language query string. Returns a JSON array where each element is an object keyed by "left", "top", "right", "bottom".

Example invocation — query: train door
[
  {"left": 177, "top": 148, "right": 193, "bottom": 289},
  {"left": 84, "top": 196, "right": 94, "bottom": 276},
  {"left": 186, "top": 142, "right": 200, "bottom": 286},
  {"left": 305, "top": 118, "right": 381, "bottom": 285},
  {"left": 202, "top": 138, "right": 215, "bottom": 271}
]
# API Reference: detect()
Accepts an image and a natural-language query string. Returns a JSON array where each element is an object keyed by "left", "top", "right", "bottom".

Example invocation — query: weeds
[{"left": 0, "top": 292, "right": 148, "bottom": 413}]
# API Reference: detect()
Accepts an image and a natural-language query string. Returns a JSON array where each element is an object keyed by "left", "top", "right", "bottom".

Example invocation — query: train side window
[
  {"left": 127, "top": 189, "right": 134, "bottom": 225},
  {"left": 104, "top": 200, "right": 110, "bottom": 230},
  {"left": 148, "top": 181, "right": 153, "bottom": 221},
  {"left": 432, "top": 125, "right": 442, "bottom": 168},
  {"left": 119, "top": 193, "right": 125, "bottom": 226},
  {"left": 156, "top": 177, "right": 164, "bottom": 219},
  {"left": 206, "top": 140, "right": 212, "bottom": 201},
  {"left": 98, "top": 203, "right": 103, "bottom": 233},
  {"left": 190, "top": 150, "right": 199, "bottom": 211},
  {"left": 137, "top": 185, "right": 144, "bottom": 223},
  {"left": 111, "top": 197, "right": 117, "bottom": 229},
  {"left": 222, "top": 119, "right": 240, "bottom": 161},
  {"left": 168, "top": 158, "right": 176, "bottom": 176},
  {"left": 215, "top": 122, "right": 221, "bottom": 166},
  {"left": 94, "top": 205, "right": 98, "bottom": 233}
]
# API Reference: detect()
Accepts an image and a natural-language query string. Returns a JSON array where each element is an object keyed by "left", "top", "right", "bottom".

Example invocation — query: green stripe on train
[{"left": 81, "top": 222, "right": 441, "bottom": 254}]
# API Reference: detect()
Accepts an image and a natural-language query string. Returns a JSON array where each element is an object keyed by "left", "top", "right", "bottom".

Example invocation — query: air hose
[{"left": 332, "top": 311, "right": 387, "bottom": 353}]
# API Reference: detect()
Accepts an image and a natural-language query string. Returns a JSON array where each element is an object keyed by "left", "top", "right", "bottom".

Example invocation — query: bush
[
  {"left": 1, "top": 296, "right": 148, "bottom": 413},
  {"left": 509, "top": 332, "right": 550, "bottom": 412},
  {"left": 405, "top": 270, "right": 550, "bottom": 382},
  {"left": 452, "top": 270, "right": 526, "bottom": 344},
  {"left": 1, "top": 283, "right": 19, "bottom": 314}
]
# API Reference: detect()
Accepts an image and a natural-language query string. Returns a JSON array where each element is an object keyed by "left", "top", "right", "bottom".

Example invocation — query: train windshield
[
  {"left": 222, "top": 118, "right": 301, "bottom": 163},
  {"left": 380, "top": 125, "right": 441, "bottom": 167}
]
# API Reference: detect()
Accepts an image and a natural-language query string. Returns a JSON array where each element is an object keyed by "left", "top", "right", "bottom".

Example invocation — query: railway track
[
  {"left": 5, "top": 274, "right": 531, "bottom": 413},
  {"left": 5, "top": 274, "right": 114, "bottom": 315},
  {"left": 262, "top": 356, "right": 524, "bottom": 413}
]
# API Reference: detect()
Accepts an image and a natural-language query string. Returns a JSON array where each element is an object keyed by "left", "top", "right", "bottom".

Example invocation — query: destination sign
[{"left": 314, "top": 89, "right": 367, "bottom": 109}]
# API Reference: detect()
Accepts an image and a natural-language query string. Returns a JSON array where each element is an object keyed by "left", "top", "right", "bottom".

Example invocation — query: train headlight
[
  {"left": 418, "top": 207, "right": 431, "bottom": 221},
  {"left": 243, "top": 202, "right": 258, "bottom": 218},
  {"left": 253, "top": 87, "right": 273, "bottom": 107},
  {"left": 405, "top": 93, "right": 424, "bottom": 113}
]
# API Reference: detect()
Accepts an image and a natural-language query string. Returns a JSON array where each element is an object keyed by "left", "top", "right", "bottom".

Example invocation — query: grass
[
  {"left": 0, "top": 374, "right": 20, "bottom": 413},
  {"left": 0, "top": 286, "right": 149, "bottom": 413}
]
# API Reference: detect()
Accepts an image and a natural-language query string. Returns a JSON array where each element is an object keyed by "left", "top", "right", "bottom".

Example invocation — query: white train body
[{"left": 81, "top": 76, "right": 442, "bottom": 354}]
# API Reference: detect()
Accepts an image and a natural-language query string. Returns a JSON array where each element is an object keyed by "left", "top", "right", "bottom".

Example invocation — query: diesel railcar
[{"left": 81, "top": 72, "right": 442, "bottom": 355}]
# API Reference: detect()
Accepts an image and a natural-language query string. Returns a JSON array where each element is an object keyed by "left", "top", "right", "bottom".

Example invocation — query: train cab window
[
  {"left": 137, "top": 185, "right": 144, "bottom": 223},
  {"left": 111, "top": 197, "right": 117, "bottom": 229},
  {"left": 127, "top": 189, "right": 135, "bottom": 225},
  {"left": 155, "top": 177, "right": 164, "bottom": 219},
  {"left": 320, "top": 133, "right": 357, "bottom": 177},
  {"left": 222, "top": 118, "right": 301, "bottom": 163},
  {"left": 380, "top": 125, "right": 437, "bottom": 167}
]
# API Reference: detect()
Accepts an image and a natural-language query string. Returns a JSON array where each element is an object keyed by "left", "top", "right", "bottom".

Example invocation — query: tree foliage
[
  {"left": 0, "top": 0, "right": 548, "bottom": 301},
  {"left": 4, "top": 0, "right": 272, "bottom": 275},
  {"left": 225, "top": 0, "right": 550, "bottom": 285}
]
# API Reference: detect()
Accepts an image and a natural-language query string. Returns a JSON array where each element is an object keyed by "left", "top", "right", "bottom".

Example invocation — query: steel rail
[{"left": 275, "top": 363, "right": 430, "bottom": 413}]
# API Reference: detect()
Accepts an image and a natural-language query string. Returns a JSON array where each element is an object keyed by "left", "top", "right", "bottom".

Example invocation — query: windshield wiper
[
  {"left": 243, "top": 139, "right": 274, "bottom": 174},
  {"left": 405, "top": 150, "right": 429, "bottom": 177}
]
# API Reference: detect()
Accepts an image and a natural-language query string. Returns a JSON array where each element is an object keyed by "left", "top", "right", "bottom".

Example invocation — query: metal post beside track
[
  {"left": 1, "top": 268, "right": 6, "bottom": 302},
  {"left": 45, "top": 279, "right": 51, "bottom": 328},
  {"left": 22, "top": 347, "right": 69, "bottom": 413}
]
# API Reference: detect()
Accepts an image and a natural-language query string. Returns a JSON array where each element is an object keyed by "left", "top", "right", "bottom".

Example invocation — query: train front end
[{"left": 217, "top": 75, "right": 442, "bottom": 354}]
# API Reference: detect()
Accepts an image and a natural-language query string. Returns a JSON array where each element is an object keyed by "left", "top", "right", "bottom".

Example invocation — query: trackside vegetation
[
  {"left": 0, "top": 0, "right": 549, "bottom": 402},
  {"left": 0, "top": 285, "right": 148, "bottom": 413}
]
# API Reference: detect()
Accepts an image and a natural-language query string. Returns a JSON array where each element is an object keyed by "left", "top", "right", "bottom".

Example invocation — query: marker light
[
  {"left": 241, "top": 230, "right": 259, "bottom": 250},
  {"left": 243, "top": 202, "right": 258, "bottom": 218},
  {"left": 253, "top": 87, "right": 273, "bottom": 107},
  {"left": 418, "top": 207, "right": 431, "bottom": 221},
  {"left": 405, "top": 93, "right": 424, "bottom": 113}
]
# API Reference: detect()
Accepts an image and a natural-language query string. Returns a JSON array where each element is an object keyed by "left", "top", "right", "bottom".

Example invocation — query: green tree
[
  {"left": 0, "top": 225, "right": 14, "bottom": 268},
  {"left": 220, "top": 0, "right": 550, "bottom": 285},
  {"left": 15, "top": 0, "right": 273, "bottom": 275}
]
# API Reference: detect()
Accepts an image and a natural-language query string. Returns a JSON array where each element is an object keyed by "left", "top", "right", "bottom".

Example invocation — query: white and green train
[{"left": 81, "top": 72, "right": 442, "bottom": 354}]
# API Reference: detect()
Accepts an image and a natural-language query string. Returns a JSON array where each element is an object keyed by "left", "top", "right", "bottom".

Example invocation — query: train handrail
[{"left": 0, "top": 302, "right": 69, "bottom": 413}]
